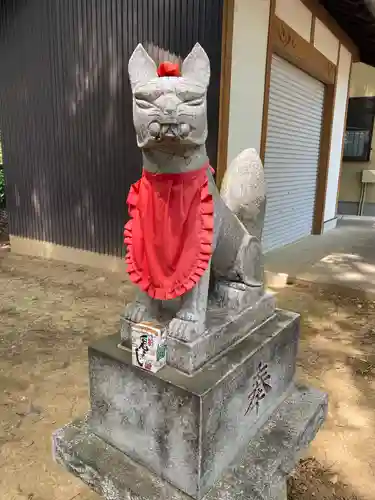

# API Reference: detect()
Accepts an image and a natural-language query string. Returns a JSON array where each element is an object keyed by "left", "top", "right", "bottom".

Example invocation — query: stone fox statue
[{"left": 123, "top": 43, "right": 267, "bottom": 342}]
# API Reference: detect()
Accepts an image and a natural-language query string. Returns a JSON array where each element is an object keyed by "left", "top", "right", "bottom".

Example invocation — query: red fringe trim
[{"left": 124, "top": 169, "right": 214, "bottom": 300}]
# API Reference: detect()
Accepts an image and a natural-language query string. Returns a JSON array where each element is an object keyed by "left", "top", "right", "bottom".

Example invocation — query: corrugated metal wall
[{"left": 0, "top": 0, "right": 223, "bottom": 256}]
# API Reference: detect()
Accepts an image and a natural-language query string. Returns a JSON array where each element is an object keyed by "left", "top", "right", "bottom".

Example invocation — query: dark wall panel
[{"left": 0, "top": 0, "right": 223, "bottom": 256}]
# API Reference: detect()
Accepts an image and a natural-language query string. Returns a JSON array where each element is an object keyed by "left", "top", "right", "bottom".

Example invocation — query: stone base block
[
  {"left": 167, "top": 293, "right": 276, "bottom": 374},
  {"left": 87, "top": 310, "right": 299, "bottom": 498},
  {"left": 53, "top": 384, "right": 328, "bottom": 500},
  {"left": 120, "top": 292, "right": 276, "bottom": 374}
]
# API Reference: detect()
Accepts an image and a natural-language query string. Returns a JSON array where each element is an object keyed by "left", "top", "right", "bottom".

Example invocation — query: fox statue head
[{"left": 128, "top": 43, "right": 210, "bottom": 150}]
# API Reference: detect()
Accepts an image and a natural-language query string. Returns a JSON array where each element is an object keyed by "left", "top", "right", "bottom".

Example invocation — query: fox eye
[
  {"left": 135, "top": 99, "right": 154, "bottom": 110},
  {"left": 186, "top": 98, "right": 204, "bottom": 107}
]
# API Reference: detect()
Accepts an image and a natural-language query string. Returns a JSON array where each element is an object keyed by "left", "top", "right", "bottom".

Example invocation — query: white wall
[
  {"left": 324, "top": 45, "right": 352, "bottom": 222},
  {"left": 314, "top": 19, "right": 339, "bottom": 64},
  {"left": 350, "top": 62, "right": 375, "bottom": 97},
  {"left": 339, "top": 63, "right": 375, "bottom": 207},
  {"left": 227, "top": 0, "right": 270, "bottom": 164},
  {"left": 228, "top": 0, "right": 352, "bottom": 227},
  {"left": 275, "top": 0, "right": 312, "bottom": 41}
]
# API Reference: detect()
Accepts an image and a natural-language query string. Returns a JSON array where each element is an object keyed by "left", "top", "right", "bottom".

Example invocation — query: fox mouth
[
  {"left": 162, "top": 124, "right": 179, "bottom": 138},
  {"left": 148, "top": 121, "right": 190, "bottom": 140}
]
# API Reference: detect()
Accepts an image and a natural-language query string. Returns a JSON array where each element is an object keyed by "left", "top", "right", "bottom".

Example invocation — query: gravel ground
[{"left": 0, "top": 249, "right": 374, "bottom": 500}]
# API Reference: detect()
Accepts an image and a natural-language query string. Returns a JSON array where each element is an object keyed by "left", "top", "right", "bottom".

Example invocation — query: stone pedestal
[
  {"left": 54, "top": 384, "right": 326, "bottom": 500},
  {"left": 53, "top": 309, "right": 327, "bottom": 500},
  {"left": 120, "top": 291, "right": 276, "bottom": 375}
]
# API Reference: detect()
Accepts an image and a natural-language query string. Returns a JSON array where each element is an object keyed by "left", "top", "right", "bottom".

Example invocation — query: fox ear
[
  {"left": 128, "top": 43, "right": 158, "bottom": 91},
  {"left": 181, "top": 43, "right": 210, "bottom": 88}
]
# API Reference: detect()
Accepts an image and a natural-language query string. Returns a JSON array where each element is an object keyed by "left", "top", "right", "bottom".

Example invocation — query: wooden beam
[
  {"left": 310, "top": 15, "right": 316, "bottom": 44},
  {"left": 299, "top": 0, "right": 360, "bottom": 61},
  {"left": 312, "top": 50, "right": 340, "bottom": 234},
  {"left": 335, "top": 54, "right": 353, "bottom": 213},
  {"left": 272, "top": 16, "right": 336, "bottom": 85},
  {"left": 260, "top": 0, "right": 276, "bottom": 164},
  {"left": 313, "top": 84, "right": 336, "bottom": 233},
  {"left": 216, "top": 0, "right": 235, "bottom": 188}
]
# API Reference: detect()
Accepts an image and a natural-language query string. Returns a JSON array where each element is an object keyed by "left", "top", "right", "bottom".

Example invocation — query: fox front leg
[
  {"left": 123, "top": 290, "right": 160, "bottom": 323},
  {"left": 168, "top": 265, "right": 211, "bottom": 342}
]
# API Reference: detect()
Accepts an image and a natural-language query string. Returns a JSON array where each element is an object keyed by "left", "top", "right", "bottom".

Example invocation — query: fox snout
[{"left": 148, "top": 121, "right": 191, "bottom": 140}]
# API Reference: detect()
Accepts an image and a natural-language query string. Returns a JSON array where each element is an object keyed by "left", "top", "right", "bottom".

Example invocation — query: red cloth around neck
[{"left": 124, "top": 164, "right": 214, "bottom": 300}]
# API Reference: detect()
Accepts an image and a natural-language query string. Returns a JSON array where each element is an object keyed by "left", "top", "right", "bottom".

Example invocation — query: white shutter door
[{"left": 262, "top": 55, "right": 324, "bottom": 252}]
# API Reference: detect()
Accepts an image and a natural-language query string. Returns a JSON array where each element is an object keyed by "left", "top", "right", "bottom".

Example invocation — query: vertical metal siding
[
  {"left": 262, "top": 56, "right": 325, "bottom": 252},
  {"left": 0, "top": 0, "right": 223, "bottom": 256}
]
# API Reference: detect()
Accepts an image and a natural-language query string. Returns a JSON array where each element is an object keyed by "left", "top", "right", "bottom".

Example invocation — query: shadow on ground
[
  {"left": 298, "top": 250, "right": 375, "bottom": 298},
  {"left": 276, "top": 282, "right": 375, "bottom": 500},
  {"left": 265, "top": 218, "right": 375, "bottom": 299},
  {"left": 0, "top": 251, "right": 375, "bottom": 499}
]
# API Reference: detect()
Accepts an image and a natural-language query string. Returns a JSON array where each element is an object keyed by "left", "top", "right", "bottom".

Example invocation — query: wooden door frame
[
  {"left": 216, "top": 1, "right": 357, "bottom": 234},
  {"left": 259, "top": 15, "right": 355, "bottom": 235},
  {"left": 216, "top": 0, "right": 235, "bottom": 188}
]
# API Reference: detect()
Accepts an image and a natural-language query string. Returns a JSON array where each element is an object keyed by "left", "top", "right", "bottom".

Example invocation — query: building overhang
[{"left": 320, "top": 0, "right": 375, "bottom": 67}]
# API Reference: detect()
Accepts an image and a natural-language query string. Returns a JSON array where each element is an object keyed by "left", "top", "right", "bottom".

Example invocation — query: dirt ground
[
  {"left": 278, "top": 283, "right": 375, "bottom": 500},
  {"left": 1, "top": 248, "right": 375, "bottom": 500}
]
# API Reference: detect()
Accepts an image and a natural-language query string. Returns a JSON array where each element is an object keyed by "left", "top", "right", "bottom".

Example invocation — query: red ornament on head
[{"left": 157, "top": 61, "right": 181, "bottom": 77}]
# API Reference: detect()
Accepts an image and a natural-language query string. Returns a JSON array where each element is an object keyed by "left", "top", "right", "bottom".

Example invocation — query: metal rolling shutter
[{"left": 262, "top": 55, "right": 324, "bottom": 252}]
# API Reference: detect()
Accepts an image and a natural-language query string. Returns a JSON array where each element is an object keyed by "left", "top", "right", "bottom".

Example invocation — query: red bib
[{"left": 124, "top": 164, "right": 214, "bottom": 300}]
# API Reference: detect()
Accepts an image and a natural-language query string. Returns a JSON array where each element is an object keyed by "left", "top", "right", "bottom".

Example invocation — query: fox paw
[{"left": 123, "top": 301, "right": 153, "bottom": 324}]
